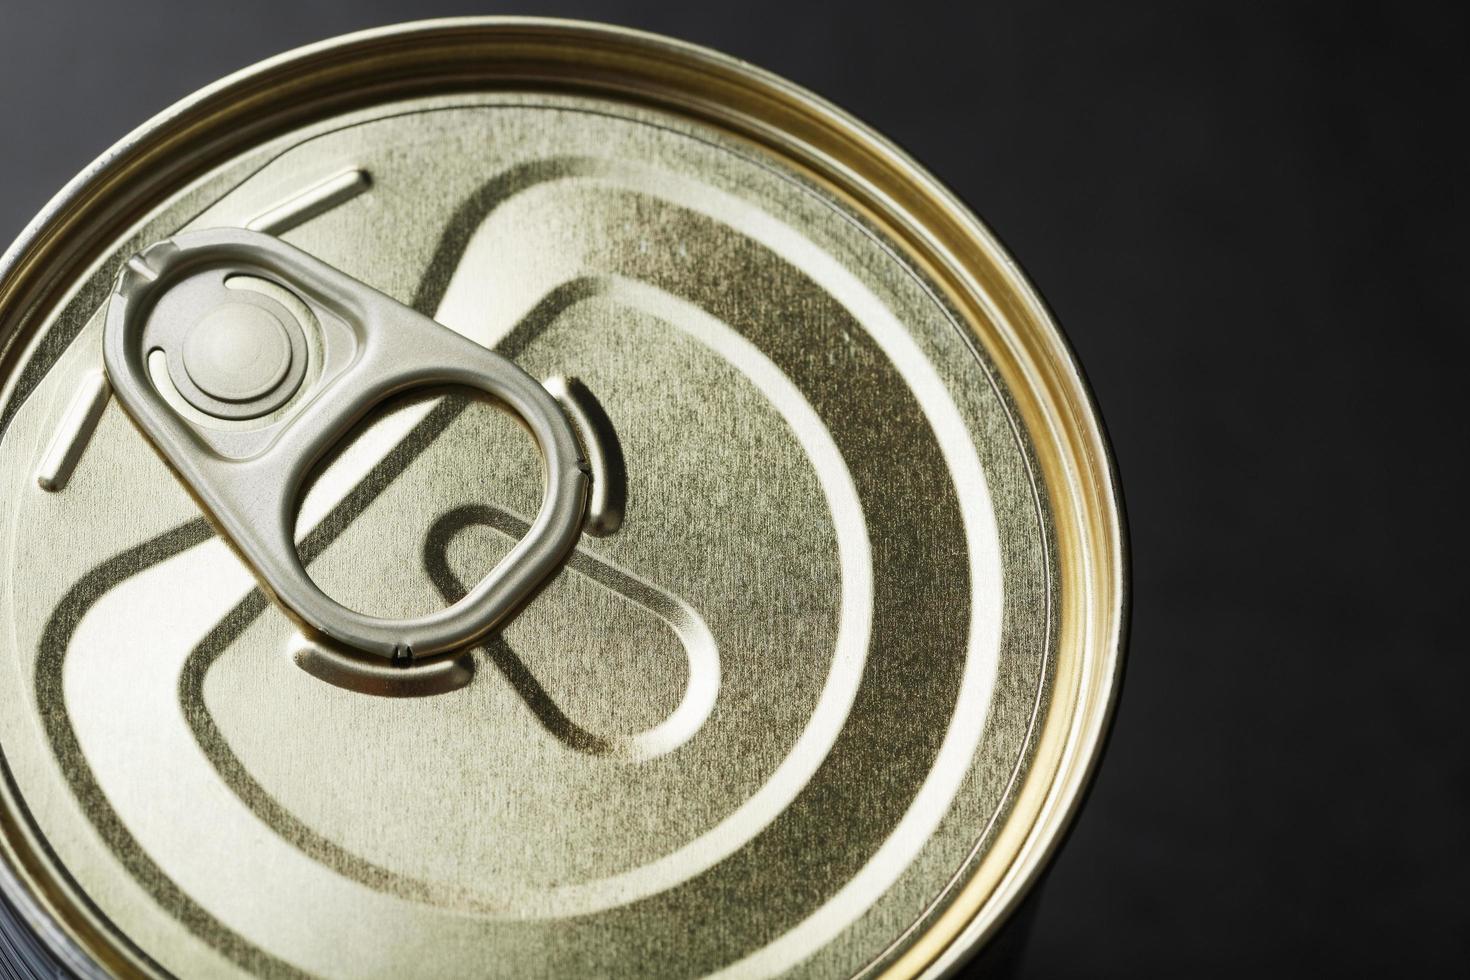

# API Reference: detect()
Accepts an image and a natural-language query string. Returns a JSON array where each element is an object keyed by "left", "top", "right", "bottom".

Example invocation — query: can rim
[{"left": 0, "top": 17, "right": 1128, "bottom": 978}]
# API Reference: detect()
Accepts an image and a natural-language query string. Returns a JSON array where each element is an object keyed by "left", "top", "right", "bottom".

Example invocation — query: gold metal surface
[{"left": 0, "top": 19, "right": 1126, "bottom": 979}]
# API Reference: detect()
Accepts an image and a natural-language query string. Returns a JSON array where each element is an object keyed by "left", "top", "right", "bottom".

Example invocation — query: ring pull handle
[{"left": 103, "top": 228, "right": 589, "bottom": 661}]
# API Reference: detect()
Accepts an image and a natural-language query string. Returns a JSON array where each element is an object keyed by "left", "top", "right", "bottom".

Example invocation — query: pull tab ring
[{"left": 103, "top": 228, "right": 589, "bottom": 661}]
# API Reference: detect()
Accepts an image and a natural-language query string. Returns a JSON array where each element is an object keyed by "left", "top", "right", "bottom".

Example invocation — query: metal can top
[{"left": 0, "top": 18, "right": 1126, "bottom": 979}]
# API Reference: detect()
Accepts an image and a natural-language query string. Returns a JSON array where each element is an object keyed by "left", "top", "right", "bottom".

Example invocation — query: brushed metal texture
[{"left": 0, "top": 19, "right": 1123, "bottom": 980}]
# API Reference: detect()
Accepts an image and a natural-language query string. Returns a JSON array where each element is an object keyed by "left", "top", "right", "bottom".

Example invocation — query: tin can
[{"left": 0, "top": 18, "right": 1126, "bottom": 978}]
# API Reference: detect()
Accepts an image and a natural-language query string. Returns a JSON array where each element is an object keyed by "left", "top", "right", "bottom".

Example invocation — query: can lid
[{"left": 0, "top": 19, "right": 1126, "bottom": 979}]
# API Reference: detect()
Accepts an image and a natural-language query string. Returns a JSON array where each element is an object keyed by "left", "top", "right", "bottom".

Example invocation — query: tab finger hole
[{"left": 290, "top": 385, "right": 545, "bottom": 622}]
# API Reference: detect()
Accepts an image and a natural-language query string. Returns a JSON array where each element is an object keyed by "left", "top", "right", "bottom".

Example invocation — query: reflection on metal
[
  {"left": 35, "top": 370, "right": 110, "bottom": 492},
  {"left": 246, "top": 169, "right": 372, "bottom": 236},
  {"left": 543, "top": 375, "right": 627, "bottom": 536},
  {"left": 293, "top": 635, "right": 475, "bottom": 697}
]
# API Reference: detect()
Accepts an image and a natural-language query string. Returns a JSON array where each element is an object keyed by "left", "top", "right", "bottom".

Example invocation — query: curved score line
[{"left": 424, "top": 503, "right": 719, "bottom": 762}]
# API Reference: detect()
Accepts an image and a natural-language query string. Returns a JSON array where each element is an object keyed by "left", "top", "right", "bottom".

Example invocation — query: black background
[{"left": 2, "top": 2, "right": 1464, "bottom": 977}]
